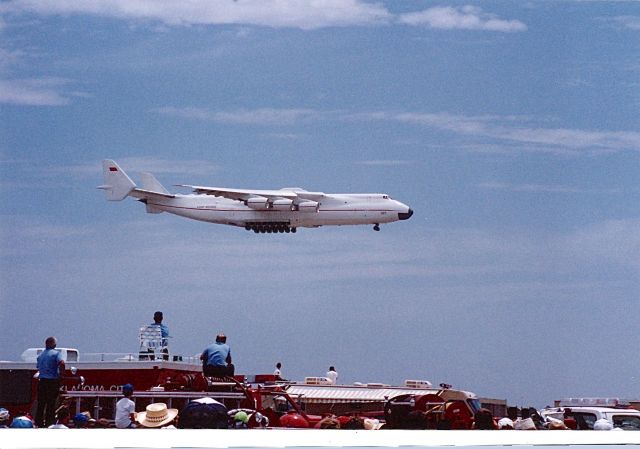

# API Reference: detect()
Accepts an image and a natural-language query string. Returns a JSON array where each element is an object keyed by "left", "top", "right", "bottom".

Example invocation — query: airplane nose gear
[{"left": 373, "top": 224, "right": 380, "bottom": 231}]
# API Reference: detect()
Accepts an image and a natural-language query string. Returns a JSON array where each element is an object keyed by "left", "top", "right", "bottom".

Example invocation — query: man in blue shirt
[
  {"left": 200, "top": 333, "right": 234, "bottom": 378},
  {"left": 152, "top": 311, "right": 169, "bottom": 360},
  {"left": 35, "top": 336, "right": 65, "bottom": 427}
]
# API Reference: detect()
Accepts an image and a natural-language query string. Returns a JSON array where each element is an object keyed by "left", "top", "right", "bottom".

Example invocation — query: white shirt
[
  {"left": 115, "top": 397, "right": 135, "bottom": 429},
  {"left": 326, "top": 369, "right": 338, "bottom": 384},
  {"left": 274, "top": 368, "right": 281, "bottom": 377}
]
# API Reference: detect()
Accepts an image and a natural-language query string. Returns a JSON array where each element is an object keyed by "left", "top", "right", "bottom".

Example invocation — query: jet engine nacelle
[
  {"left": 271, "top": 199, "right": 293, "bottom": 211},
  {"left": 297, "top": 201, "right": 319, "bottom": 212},
  {"left": 246, "top": 197, "right": 269, "bottom": 210}
]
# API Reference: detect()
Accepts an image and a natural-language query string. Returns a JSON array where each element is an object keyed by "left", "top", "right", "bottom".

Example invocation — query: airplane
[{"left": 98, "top": 159, "right": 413, "bottom": 234}]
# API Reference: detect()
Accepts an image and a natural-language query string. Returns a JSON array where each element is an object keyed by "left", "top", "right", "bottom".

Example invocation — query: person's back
[
  {"left": 201, "top": 334, "right": 234, "bottom": 377},
  {"left": 115, "top": 384, "right": 136, "bottom": 428},
  {"left": 204, "top": 342, "right": 230, "bottom": 366},
  {"left": 37, "top": 348, "right": 63, "bottom": 379},
  {"left": 326, "top": 366, "right": 338, "bottom": 384}
]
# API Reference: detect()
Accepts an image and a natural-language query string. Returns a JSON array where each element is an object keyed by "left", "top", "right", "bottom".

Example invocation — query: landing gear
[
  {"left": 373, "top": 224, "right": 380, "bottom": 231},
  {"left": 245, "top": 222, "right": 297, "bottom": 234}
]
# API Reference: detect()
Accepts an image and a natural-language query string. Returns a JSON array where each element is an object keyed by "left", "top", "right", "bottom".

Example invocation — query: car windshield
[
  {"left": 613, "top": 415, "right": 640, "bottom": 430},
  {"left": 467, "top": 399, "right": 482, "bottom": 414}
]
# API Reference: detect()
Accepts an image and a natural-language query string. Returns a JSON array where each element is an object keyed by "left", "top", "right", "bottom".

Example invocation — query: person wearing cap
[
  {"left": 593, "top": 418, "right": 613, "bottom": 430},
  {"left": 35, "top": 336, "right": 65, "bottom": 428},
  {"left": 10, "top": 415, "right": 35, "bottom": 428},
  {"left": 497, "top": 417, "right": 514, "bottom": 430},
  {"left": 136, "top": 403, "right": 178, "bottom": 428},
  {"left": 0, "top": 408, "right": 10, "bottom": 428},
  {"left": 115, "top": 384, "right": 136, "bottom": 428},
  {"left": 232, "top": 410, "right": 249, "bottom": 429},
  {"left": 73, "top": 412, "right": 89, "bottom": 428},
  {"left": 200, "top": 333, "right": 234, "bottom": 378}
]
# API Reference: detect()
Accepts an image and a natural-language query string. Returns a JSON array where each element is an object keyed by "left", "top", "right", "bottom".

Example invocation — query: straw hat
[{"left": 136, "top": 403, "right": 178, "bottom": 428}]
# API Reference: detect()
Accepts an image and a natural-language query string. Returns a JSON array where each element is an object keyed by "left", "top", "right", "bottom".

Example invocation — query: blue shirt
[
  {"left": 202, "top": 343, "right": 231, "bottom": 367},
  {"left": 37, "top": 348, "right": 63, "bottom": 379},
  {"left": 151, "top": 322, "right": 169, "bottom": 345}
]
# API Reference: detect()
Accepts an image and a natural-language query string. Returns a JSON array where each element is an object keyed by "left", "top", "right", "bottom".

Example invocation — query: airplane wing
[{"left": 175, "top": 185, "right": 299, "bottom": 201}]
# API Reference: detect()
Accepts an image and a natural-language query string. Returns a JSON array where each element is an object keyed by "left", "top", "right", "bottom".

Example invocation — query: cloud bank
[
  {"left": 2, "top": 0, "right": 390, "bottom": 29},
  {"left": 0, "top": 78, "right": 72, "bottom": 106},
  {"left": 398, "top": 6, "right": 527, "bottom": 32},
  {"left": 2, "top": 1, "right": 526, "bottom": 32}
]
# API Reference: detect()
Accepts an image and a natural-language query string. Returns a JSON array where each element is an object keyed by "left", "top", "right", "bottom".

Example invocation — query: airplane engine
[
  {"left": 246, "top": 197, "right": 269, "bottom": 210},
  {"left": 271, "top": 199, "right": 293, "bottom": 211},
  {"left": 297, "top": 201, "right": 319, "bottom": 212}
]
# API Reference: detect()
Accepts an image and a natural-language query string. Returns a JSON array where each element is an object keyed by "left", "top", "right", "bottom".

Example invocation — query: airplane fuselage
[
  {"left": 100, "top": 159, "right": 413, "bottom": 233},
  {"left": 136, "top": 192, "right": 410, "bottom": 229}
]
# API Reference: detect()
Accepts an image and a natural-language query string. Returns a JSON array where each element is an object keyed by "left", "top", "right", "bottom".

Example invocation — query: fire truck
[{"left": 1, "top": 344, "right": 480, "bottom": 428}]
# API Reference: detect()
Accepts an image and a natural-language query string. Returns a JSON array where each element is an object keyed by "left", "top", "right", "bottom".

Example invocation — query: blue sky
[{"left": 0, "top": 1, "right": 638, "bottom": 407}]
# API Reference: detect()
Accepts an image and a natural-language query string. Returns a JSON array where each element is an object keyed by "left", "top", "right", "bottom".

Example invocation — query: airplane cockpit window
[{"left": 383, "top": 195, "right": 389, "bottom": 199}]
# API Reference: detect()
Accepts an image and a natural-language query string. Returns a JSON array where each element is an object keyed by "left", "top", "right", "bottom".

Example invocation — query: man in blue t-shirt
[
  {"left": 152, "top": 311, "right": 170, "bottom": 360},
  {"left": 200, "top": 333, "right": 234, "bottom": 378},
  {"left": 35, "top": 336, "right": 65, "bottom": 427}
]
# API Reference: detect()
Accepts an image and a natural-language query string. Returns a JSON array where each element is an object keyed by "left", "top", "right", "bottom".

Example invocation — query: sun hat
[
  {"left": 0, "top": 408, "right": 9, "bottom": 422},
  {"left": 10, "top": 416, "right": 34, "bottom": 428},
  {"left": 548, "top": 420, "right": 569, "bottom": 430},
  {"left": 136, "top": 403, "right": 179, "bottom": 428},
  {"left": 363, "top": 418, "right": 382, "bottom": 430},
  {"left": 514, "top": 417, "right": 536, "bottom": 430},
  {"left": 593, "top": 418, "right": 613, "bottom": 430},
  {"left": 497, "top": 417, "right": 514, "bottom": 429},
  {"left": 234, "top": 411, "right": 249, "bottom": 424}
]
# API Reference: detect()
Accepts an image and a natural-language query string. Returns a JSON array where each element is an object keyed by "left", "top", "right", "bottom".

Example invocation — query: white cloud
[
  {"left": 479, "top": 182, "right": 622, "bottom": 194},
  {"left": 154, "top": 107, "right": 640, "bottom": 154},
  {"left": 154, "top": 106, "right": 324, "bottom": 126},
  {"left": 610, "top": 15, "right": 640, "bottom": 30},
  {"left": 4, "top": 0, "right": 391, "bottom": 29},
  {"left": 356, "top": 160, "right": 414, "bottom": 166},
  {"left": 0, "top": 78, "right": 73, "bottom": 106},
  {"left": 398, "top": 5, "right": 527, "bottom": 32},
  {"left": 373, "top": 111, "right": 640, "bottom": 153}
]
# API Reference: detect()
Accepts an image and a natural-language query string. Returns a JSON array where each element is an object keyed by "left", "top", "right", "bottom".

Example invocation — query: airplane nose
[{"left": 398, "top": 208, "right": 413, "bottom": 220}]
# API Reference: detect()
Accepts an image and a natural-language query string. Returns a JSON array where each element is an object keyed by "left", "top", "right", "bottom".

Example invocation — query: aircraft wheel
[
  {"left": 253, "top": 228, "right": 259, "bottom": 233},
  {"left": 245, "top": 225, "right": 251, "bottom": 231},
  {"left": 373, "top": 224, "right": 380, "bottom": 231},
  {"left": 291, "top": 227, "right": 297, "bottom": 233},
  {"left": 285, "top": 227, "right": 291, "bottom": 233}
]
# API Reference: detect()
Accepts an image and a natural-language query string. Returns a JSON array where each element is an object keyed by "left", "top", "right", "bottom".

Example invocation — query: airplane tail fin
[
  {"left": 140, "top": 172, "right": 170, "bottom": 195},
  {"left": 98, "top": 159, "right": 136, "bottom": 201}
]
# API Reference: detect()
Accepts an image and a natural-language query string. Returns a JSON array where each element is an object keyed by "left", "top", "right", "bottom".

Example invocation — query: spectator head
[
  {"left": 216, "top": 333, "right": 227, "bottom": 343},
  {"left": 45, "top": 337, "right": 57, "bottom": 349},
  {"left": 0, "top": 408, "right": 10, "bottom": 424},
  {"left": 122, "top": 383, "right": 134, "bottom": 397}
]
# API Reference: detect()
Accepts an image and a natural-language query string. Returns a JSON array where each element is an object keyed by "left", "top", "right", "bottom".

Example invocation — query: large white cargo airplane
[{"left": 99, "top": 159, "right": 413, "bottom": 233}]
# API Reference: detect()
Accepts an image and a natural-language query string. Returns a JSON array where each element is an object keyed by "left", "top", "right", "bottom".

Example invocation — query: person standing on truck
[
  {"left": 201, "top": 333, "right": 235, "bottom": 377},
  {"left": 151, "top": 311, "right": 170, "bottom": 360},
  {"left": 274, "top": 362, "right": 282, "bottom": 379},
  {"left": 326, "top": 366, "right": 338, "bottom": 384},
  {"left": 35, "top": 336, "right": 65, "bottom": 428}
]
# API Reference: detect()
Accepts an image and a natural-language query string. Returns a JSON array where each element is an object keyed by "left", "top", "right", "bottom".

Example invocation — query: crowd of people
[{"left": 2, "top": 315, "right": 624, "bottom": 431}]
